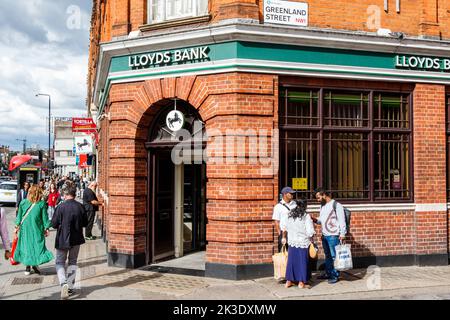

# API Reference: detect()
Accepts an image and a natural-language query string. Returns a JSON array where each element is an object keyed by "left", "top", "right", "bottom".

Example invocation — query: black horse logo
[
  {"left": 167, "top": 112, "right": 182, "bottom": 130},
  {"left": 77, "top": 139, "right": 91, "bottom": 150}
]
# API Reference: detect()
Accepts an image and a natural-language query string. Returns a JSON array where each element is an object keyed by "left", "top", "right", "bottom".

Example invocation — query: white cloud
[{"left": 0, "top": 0, "right": 92, "bottom": 151}]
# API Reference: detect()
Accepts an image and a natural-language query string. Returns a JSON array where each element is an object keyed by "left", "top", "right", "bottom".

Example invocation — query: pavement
[{"left": 1, "top": 204, "right": 450, "bottom": 300}]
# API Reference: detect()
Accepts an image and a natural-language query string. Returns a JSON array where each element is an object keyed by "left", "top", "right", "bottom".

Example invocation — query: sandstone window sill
[{"left": 139, "top": 15, "right": 211, "bottom": 32}]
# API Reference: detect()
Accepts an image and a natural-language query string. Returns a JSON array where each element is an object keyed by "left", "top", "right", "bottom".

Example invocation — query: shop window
[
  {"left": 374, "top": 93, "right": 409, "bottom": 129},
  {"left": 148, "top": 0, "right": 208, "bottom": 24},
  {"left": 280, "top": 88, "right": 412, "bottom": 202},
  {"left": 281, "top": 90, "right": 319, "bottom": 126},
  {"left": 281, "top": 131, "right": 319, "bottom": 199},
  {"left": 324, "top": 92, "right": 369, "bottom": 128},
  {"left": 323, "top": 132, "right": 369, "bottom": 199},
  {"left": 374, "top": 133, "right": 409, "bottom": 200}
]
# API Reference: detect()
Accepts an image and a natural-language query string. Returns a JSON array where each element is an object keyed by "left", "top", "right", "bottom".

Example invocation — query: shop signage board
[
  {"left": 263, "top": 0, "right": 308, "bottom": 27},
  {"left": 74, "top": 136, "right": 93, "bottom": 154},
  {"left": 166, "top": 110, "right": 185, "bottom": 132},
  {"left": 78, "top": 154, "right": 88, "bottom": 169},
  {"left": 395, "top": 55, "right": 450, "bottom": 71},
  {"left": 128, "top": 46, "right": 210, "bottom": 70},
  {"left": 111, "top": 42, "right": 450, "bottom": 76},
  {"left": 111, "top": 42, "right": 450, "bottom": 75},
  {"left": 72, "top": 118, "right": 97, "bottom": 133},
  {"left": 103, "top": 42, "right": 450, "bottom": 112},
  {"left": 292, "top": 178, "right": 308, "bottom": 190}
]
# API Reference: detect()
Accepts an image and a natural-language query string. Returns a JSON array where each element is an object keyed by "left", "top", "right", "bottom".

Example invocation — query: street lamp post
[{"left": 36, "top": 93, "right": 51, "bottom": 175}]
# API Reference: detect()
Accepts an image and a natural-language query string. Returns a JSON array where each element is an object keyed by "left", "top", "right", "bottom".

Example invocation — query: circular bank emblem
[{"left": 166, "top": 110, "right": 184, "bottom": 132}]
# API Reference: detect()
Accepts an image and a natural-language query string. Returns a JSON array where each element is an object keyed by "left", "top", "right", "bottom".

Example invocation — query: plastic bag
[{"left": 334, "top": 243, "right": 353, "bottom": 271}]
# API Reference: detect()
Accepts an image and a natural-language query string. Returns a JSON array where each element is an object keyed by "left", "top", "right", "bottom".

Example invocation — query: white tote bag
[{"left": 334, "top": 243, "right": 353, "bottom": 271}]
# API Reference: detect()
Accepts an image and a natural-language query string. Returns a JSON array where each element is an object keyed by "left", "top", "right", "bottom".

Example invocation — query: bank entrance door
[
  {"left": 146, "top": 100, "right": 206, "bottom": 264},
  {"left": 151, "top": 149, "right": 175, "bottom": 261},
  {"left": 149, "top": 148, "right": 206, "bottom": 263}
]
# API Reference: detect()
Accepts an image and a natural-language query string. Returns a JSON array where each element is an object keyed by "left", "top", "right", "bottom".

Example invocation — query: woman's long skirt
[{"left": 285, "top": 246, "right": 310, "bottom": 283}]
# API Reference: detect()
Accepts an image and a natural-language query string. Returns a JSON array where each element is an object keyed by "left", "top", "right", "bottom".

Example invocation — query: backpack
[{"left": 333, "top": 200, "right": 351, "bottom": 233}]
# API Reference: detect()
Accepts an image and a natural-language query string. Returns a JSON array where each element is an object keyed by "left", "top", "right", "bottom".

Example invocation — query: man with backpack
[
  {"left": 273, "top": 187, "right": 297, "bottom": 252},
  {"left": 272, "top": 186, "right": 297, "bottom": 283},
  {"left": 312, "top": 188, "right": 348, "bottom": 284}
]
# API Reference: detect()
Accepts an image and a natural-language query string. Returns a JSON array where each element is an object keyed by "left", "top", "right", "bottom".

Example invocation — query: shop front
[{"left": 93, "top": 23, "right": 450, "bottom": 279}]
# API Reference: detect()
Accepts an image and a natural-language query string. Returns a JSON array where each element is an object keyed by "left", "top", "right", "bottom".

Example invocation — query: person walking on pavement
[
  {"left": 57, "top": 176, "right": 67, "bottom": 191},
  {"left": 83, "top": 181, "right": 102, "bottom": 240},
  {"left": 40, "top": 179, "right": 49, "bottom": 202},
  {"left": 51, "top": 181, "right": 88, "bottom": 299},
  {"left": 47, "top": 182, "right": 60, "bottom": 222},
  {"left": 281, "top": 199, "right": 315, "bottom": 289},
  {"left": 0, "top": 204, "right": 11, "bottom": 260},
  {"left": 16, "top": 181, "right": 30, "bottom": 215},
  {"left": 14, "top": 185, "right": 53, "bottom": 275},
  {"left": 311, "top": 188, "right": 347, "bottom": 284}
]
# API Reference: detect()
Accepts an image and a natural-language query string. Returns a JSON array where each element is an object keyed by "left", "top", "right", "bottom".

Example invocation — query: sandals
[
  {"left": 298, "top": 282, "right": 312, "bottom": 289},
  {"left": 285, "top": 281, "right": 294, "bottom": 288},
  {"left": 285, "top": 281, "right": 311, "bottom": 289},
  {"left": 4, "top": 250, "right": 11, "bottom": 260}
]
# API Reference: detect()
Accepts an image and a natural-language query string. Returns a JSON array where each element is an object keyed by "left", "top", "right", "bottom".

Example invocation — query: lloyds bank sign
[
  {"left": 128, "top": 46, "right": 210, "bottom": 69},
  {"left": 395, "top": 55, "right": 450, "bottom": 72}
]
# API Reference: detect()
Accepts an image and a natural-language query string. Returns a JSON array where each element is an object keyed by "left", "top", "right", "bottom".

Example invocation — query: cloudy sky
[{"left": 0, "top": 0, "right": 92, "bottom": 151}]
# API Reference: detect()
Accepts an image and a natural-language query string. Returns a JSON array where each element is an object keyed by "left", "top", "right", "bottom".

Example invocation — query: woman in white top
[{"left": 281, "top": 199, "right": 315, "bottom": 289}]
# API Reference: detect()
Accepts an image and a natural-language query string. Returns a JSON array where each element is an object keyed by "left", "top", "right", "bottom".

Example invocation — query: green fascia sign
[
  {"left": 110, "top": 41, "right": 450, "bottom": 74},
  {"left": 100, "top": 41, "right": 450, "bottom": 115}
]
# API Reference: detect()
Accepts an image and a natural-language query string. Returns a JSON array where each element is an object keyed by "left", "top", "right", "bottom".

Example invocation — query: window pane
[
  {"left": 280, "top": 131, "right": 319, "bottom": 200},
  {"left": 374, "top": 93, "right": 409, "bottom": 128},
  {"left": 152, "top": 0, "right": 165, "bottom": 22},
  {"left": 374, "top": 133, "right": 409, "bottom": 199},
  {"left": 198, "top": 0, "right": 208, "bottom": 15},
  {"left": 324, "top": 132, "right": 369, "bottom": 199},
  {"left": 281, "top": 90, "right": 319, "bottom": 126},
  {"left": 0, "top": 184, "right": 16, "bottom": 190},
  {"left": 166, "top": 0, "right": 193, "bottom": 20},
  {"left": 324, "top": 91, "right": 369, "bottom": 127}
]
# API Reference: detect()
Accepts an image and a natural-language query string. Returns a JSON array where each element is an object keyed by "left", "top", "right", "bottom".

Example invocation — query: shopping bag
[
  {"left": 334, "top": 243, "right": 353, "bottom": 271},
  {"left": 309, "top": 242, "right": 319, "bottom": 259},
  {"left": 272, "top": 245, "right": 288, "bottom": 280},
  {"left": 9, "top": 236, "right": 20, "bottom": 266}
]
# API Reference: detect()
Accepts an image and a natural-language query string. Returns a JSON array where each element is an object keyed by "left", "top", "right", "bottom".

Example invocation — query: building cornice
[{"left": 92, "top": 20, "right": 450, "bottom": 109}]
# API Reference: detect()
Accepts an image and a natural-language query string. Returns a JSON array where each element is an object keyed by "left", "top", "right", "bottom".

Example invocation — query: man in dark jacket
[
  {"left": 51, "top": 181, "right": 88, "bottom": 300},
  {"left": 16, "top": 181, "right": 30, "bottom": 215},
  {"left": 82, "top": 181, "right": 102, "bottom": 240}
]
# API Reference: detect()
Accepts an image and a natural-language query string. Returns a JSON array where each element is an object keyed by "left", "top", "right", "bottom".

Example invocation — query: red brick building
[{"left": 87, "top": 0, "right": 450, "bottom": 279}]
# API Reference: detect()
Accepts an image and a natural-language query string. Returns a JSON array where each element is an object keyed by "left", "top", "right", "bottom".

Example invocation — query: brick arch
[
  {"left": 103, "top": 72, "right": 279, "bottom": 275},
  {"left": 104, "top": 74, "right": 211, "bottom": 265}
]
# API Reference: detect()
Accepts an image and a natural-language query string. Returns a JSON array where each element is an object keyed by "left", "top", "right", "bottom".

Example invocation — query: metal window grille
[
  {"left": 447, "top": 95, "right": 450, "bottom": 199},
  {"left": 280, "top": 88, "right": 412, "bottom": 202}
]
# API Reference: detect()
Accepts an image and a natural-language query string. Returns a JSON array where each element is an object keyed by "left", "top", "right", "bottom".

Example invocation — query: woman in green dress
[{"left": 14, "top": 185, "right": 53, "bottom": 275}]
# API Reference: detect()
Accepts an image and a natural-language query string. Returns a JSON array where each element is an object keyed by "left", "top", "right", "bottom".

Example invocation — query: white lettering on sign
[
  {"left": 128, "top": 46, "right": 209, "bottom": 69},
  {"left": 264, "top": 0, "right": 308, "bottom": 27},
  {"left": 395, "top": 55, "right": 449, "bottom": 72}
]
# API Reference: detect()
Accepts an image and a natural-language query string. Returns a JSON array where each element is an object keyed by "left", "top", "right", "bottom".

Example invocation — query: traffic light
[{"left": 38, "top": 150, "right": 43, "bottom": 162}]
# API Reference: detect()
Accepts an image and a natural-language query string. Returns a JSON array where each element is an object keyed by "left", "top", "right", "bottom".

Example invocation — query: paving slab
[{"left": 2, "top": 205, "right": 450, "bottom": 300}]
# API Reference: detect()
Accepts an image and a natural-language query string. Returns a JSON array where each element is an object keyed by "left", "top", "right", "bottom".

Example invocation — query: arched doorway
[{"left": 145, "top": 99, "right": 207, "bottom": 263}]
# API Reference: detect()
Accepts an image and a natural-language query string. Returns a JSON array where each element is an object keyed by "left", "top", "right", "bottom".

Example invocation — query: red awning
[{"left": 8, "top": 155, "right": 32, "bottom": 171}]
